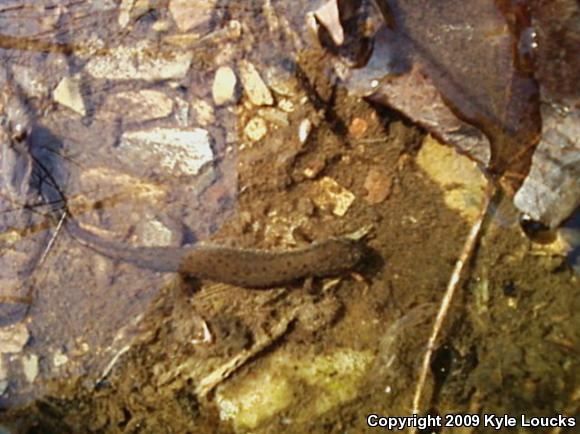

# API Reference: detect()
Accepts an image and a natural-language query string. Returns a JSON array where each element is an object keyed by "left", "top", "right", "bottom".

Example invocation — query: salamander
[{"left": 67, "top": 219, "right": 364, "bottom": 288}]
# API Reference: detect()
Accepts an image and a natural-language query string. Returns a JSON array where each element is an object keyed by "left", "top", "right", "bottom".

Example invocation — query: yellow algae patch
[
  {"left": 215, "top": 348, "right": 373, "bottom": 432},
  {"left": 416, "top": 135, "right": 487, "bottom": 222}
]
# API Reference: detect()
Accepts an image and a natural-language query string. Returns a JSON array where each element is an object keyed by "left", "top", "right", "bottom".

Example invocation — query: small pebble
[
  {"left": 152, "top": 20, "right": 172, "bottom": 32},
  {"left": 169, "top": 0, "right": 216, "bottom": 32},
  {"left": 53, "top": 76, "right": 86, "bottom": 116},
  {"left": 313, "top": 177, "right": 355, "bottom": 217},
  {"left": 53, "top": 351, "right": 69, "bottom": 367},
  {"left": 349, "top": 117, "right": 368, "bottom": 138},
  {"left": 22, "top": 354, "right": 39, "bottom": 383},
  {"left": 303, "top": 158, "right": 326, "bottom": 179},
  {"left": 99, "top": 89, "right": 173, "bottom": 122},
  {"left": 191, "top": 99, "right": 215, "bottom": 127},
  {"left": 298, "top": 118, "right": 313, "bottom": 144},
  {"left": 136, "top": 220, "right": 174, "bottom": 247},
  {"left": 118, "top": 0, "right": 149, "bottom": 28},
  {"left": 278, "top": 99, "right": 295, "bottom": 112},
  {"left": 364, "top": 167, "right": 392, "bottom": 204},
  {"left": 0, "top": 323, "right": 29, "bottom": 354},
  {"left": 258, "top": 107, "right": 289, "bottom": 127},
  {"left": 212, "top": 66, "right": 237, "bottom": 105},
  {"left": 263, "top": 67, "right": 299, "bottom": 96},
  {"left": 244, "top": 117, "right": 268, "bottom": 142},
  {"left": 239, "top": 60, "right": 274, "bottom": 106}
]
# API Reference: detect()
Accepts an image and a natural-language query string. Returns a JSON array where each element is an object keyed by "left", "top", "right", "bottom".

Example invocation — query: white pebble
[
  {"left": 212, "top": 66, "right": 237, "bottom": 105},
  {"left": 239, "top": 60, "right": 274, "bottom": 106},
  {"left": 298, "top": 118, "right": 312, "bottom": 144},
  {"left": 53, "top": 76, "right": 86, "bottom": 116},
  {"left": 244, "top": 117, "right": 268, "bottom": 142}
]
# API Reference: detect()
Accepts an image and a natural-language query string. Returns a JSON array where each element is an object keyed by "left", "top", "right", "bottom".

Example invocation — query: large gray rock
[{"left": 514, "top": 105, "right": 580, "bottom": 227}]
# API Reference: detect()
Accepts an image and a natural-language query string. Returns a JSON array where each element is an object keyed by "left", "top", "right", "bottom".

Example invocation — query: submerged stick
[{"left": 411, "top": 183, "right": 495, "bottom": 416}]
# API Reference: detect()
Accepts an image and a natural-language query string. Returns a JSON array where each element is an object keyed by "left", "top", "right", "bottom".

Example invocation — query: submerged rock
[
  {"left": 0, "top": 323, "right": 29, "bottom": 354},
  {"left": 364, "top": 166, "right": 392, "bottom": 205},
  {"left": 53, "top": 76, "right": 86, "bottom": 116},
  {"left": 212, "top": 66, "right": 238, "bottom": 106},
  {"left": 99, "top": 90, "right": 174, "bottom": 122},
  {"left": 313, "top": 177, "right": 356, "bottom": 217},
  {"left": 85, "top": 42, "right": 193, "bottom": 81},
  {"left": 244, "top": 117, "right": 268, "bottom": 142},
  {"left": 169, "top": 0, "right": 217, "bottom": 32},
  {"left": 514, "top": 105, "right": 580, "bottom": 228},
  {"left": 239, "top": 60, "right": 274, "bottom": 106},
  {"left": 119, "top": 127, "right": 214, "bottom": 176}
]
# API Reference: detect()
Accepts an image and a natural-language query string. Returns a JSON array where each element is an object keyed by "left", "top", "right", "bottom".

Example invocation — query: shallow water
[{"left": 0, "top": 1, "right": 578, "bottom": 433}]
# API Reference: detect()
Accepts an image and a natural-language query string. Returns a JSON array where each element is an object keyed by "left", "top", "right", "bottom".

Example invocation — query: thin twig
[
  {"left": 411, "top": 183, "right": 495, "bottom": 416},
  {"left": 37, "top": 211, "right": 67, "bottom": 265},
  {"left": 22, "top": 211, "right": 68, "bottom": 319}
]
